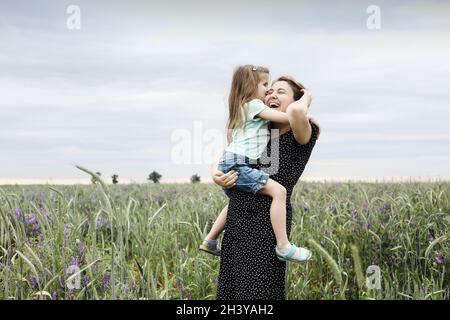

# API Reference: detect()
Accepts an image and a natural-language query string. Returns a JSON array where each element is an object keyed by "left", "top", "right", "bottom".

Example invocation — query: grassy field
[{"left": 0, "top": 170, "right": 448, "bottom": 300}]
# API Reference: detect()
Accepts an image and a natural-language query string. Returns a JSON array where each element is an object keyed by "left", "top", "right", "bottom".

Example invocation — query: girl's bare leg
[
  {"left": 259, "top": 179, "right": 311, "bottom": 261},
  {"left": 205, "top": 204, "right": 228, "bottom": 241},
  {"left": 257, "top": 179, "right": 289, "bottom": 248}
]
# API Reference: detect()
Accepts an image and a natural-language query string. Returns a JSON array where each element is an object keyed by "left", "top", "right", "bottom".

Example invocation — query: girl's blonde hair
[{"left": 227, "top": 64, "right": 270, "bottom": 144}]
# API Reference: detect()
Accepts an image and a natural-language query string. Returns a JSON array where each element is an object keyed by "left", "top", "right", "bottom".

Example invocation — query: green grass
[{"left": 0, "top": 175, "right": 448, "bottom": 300}]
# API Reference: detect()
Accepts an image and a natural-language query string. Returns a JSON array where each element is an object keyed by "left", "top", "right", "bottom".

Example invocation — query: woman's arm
[{"left": 287, "top": 89, "right": 313, "bottom": 145}]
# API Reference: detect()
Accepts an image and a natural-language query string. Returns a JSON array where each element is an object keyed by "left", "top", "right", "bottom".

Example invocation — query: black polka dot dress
[{"left": 216, "top": 123, "right": 319, "bottom": 300}]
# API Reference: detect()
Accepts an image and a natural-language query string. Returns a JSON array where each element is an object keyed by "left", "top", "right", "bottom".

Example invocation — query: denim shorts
[{"left": 217, "top": 151, "right": 269, "bottom": 197}]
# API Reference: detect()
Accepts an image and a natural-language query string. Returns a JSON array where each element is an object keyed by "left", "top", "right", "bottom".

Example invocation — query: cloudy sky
[{"left": 1, "top": 0, "right": 449, "bottom": 184}]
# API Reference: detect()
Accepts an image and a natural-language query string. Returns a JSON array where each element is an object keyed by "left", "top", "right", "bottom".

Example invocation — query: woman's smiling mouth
[{"left": 269, "top": 100, "right": 280, "bottom": 108}]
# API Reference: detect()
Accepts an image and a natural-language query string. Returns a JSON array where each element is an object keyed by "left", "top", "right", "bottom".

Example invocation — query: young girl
[{"left": 199, "top": 65, "right": 312, "bottom": 263}]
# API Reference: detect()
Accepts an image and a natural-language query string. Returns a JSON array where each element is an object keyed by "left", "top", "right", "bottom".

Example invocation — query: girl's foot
[
  {"left": 199, "top": 238, "right": 221, "bottom": 256},
  {"left": 275, "top": 243, "right": 312, "bottom": 263}
]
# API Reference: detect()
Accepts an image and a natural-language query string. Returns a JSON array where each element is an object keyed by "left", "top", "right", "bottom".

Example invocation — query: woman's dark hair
[{"left": 274, "top": 76, "right": 306, "bottom": 101}]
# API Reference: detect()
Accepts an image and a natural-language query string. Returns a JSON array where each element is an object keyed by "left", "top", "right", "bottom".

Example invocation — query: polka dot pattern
[{"left": 217, "top": 123, "right": 319, "bottom": 300}]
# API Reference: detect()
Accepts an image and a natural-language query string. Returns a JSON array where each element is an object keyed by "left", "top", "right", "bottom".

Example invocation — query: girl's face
[
  {"left": 257, "top": 73, "right": 270, "bottom": 101},
  {"left": 264, "top": 81, "right": 295, "bottom": 113}
]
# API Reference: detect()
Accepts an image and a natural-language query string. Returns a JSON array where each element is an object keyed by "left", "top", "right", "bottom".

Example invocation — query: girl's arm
[{"left": 257, "top": 108, "right": 290, "bottom": 124}]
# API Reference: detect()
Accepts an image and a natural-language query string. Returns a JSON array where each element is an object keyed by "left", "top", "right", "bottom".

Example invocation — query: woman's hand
[
  {"left": 286, "top": 89, "right": 312, "bottom": 115},
  {"left": 286, "top": 88, "right": 314, "bottom": 145},
  {"left": 212, "top": 169, "right": 238, "bottom": 188},
  {"left": 301, "top": 89, "right": 313, "bottom": 109},
  {"left": 307, "top": 115, "right": 321, "bottom": 140},
  {"left": 301, "top": 89, "right": 320, "bottom": 140}
]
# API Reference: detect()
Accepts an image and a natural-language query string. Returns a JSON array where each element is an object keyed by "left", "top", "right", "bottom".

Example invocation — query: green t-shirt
[{"left": 225, "top": 99, "right": 270, "bottom": 160}]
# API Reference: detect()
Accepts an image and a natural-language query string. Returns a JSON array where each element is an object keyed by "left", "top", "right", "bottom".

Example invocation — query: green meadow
[{"left": 0, "top": 169, "right": 448, "bottom": 300}]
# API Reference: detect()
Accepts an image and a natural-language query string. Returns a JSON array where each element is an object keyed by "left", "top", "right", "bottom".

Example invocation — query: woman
[{"left": 212, "top": 76, "right": 321, "bottom": 299}]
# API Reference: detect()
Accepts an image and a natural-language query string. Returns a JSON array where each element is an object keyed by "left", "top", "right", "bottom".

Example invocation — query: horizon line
[{"left": 1, "top": 176, "right": 449, "bottom": 186}]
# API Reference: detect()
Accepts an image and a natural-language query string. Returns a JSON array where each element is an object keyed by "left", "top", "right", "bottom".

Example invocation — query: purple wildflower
[
  {"left": 102, "top": 272, "right": 111, "bottom": 291},
  {"left": 29, "top": 275, "right": 42, "bottom": 290},
  {"left": 427, "top": 229, "right": 435, "bottom": 242},
  {"left": 37, "top": 234, "right": 44, "bottom": 248},
  {"left": 15, "top": 209, "right": 22, "bottom": 219},
  {"left": 178, "top": 280, "right": 185, "bottom": 297},
  {"left": 435, "top": 253, "right": 445, "bottom": 265},
  {"left": 24, "top": 215, "right": 40, "bottom": 237},
  {"left": 378, "top": 203, "right": 390, "bottom": 213},
  {"left": 63, "top": 225, "right": 70, "bottom": 238},
  {"left": 81, "top": 275, "right": 90, "bottom": 287},
  {"left": 187, "top": 291, "right": 192, "bottom": 300},
  {"left": 51, "top": 292, "right": 57, "bottom": 300},
  {"left": 70, "top": 256, "right": 78, "bottom": 267},
  {"left": 25, "top": 216, "right": 36, "bottom": 225}
]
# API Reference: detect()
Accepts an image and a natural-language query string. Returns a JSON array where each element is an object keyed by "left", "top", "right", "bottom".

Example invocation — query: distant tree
[
  {"left": 91, "top": 171, "right": 101, "bottom": 184},
  {"left": 112, "top": 174, "right": 119, "bottom": 184},
  {"left": 148, "top": 171, "right": 162, "bottom": 183},
  {"left": 190, "top": 174, "right": 201, "bottom": 184}
]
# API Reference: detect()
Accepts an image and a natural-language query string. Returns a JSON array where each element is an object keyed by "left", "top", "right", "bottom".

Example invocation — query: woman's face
[{"left": 264, "top": 81, "right": 295, "bottom": 113}]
